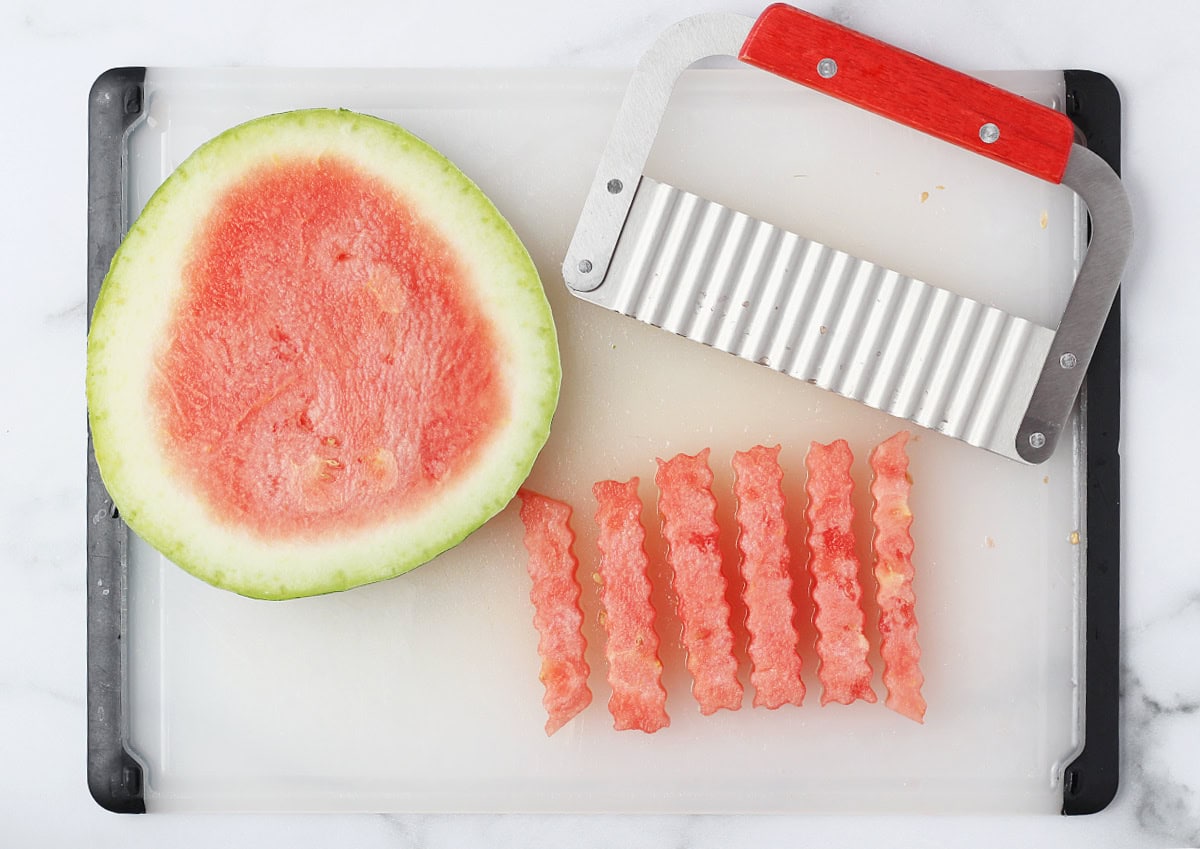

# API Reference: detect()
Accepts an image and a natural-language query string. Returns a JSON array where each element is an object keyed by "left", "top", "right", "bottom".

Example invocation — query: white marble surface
[{"left": 1, "top": 0, "right": 1197, "bottom": 845}]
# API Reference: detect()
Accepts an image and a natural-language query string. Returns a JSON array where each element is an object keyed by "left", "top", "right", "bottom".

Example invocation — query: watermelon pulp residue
[
  {"left": 869, "top": 432, "right": 926, "bottom": 723},
  {"left": 517, "top": 489, "right": 593, "bottom": 735},
  {"left": 593, "top": 478, "right": 670, "bottom": 733},
  {"left": 152, "top": 156, "right": 507, "bottom": 538},
  {"left": 805, "top": 440, "right": 877, "bottom": 706},
  {"left": 655, "top": 450, "right": 743, "bottom": 715},
  {"left": 732, "top": 445, "right": 805, "bottom": 709}
]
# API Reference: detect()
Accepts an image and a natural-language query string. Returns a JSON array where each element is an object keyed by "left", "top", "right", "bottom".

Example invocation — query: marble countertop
[{"left": 2, "top": 0, "right": 1197, "bottom": 845}]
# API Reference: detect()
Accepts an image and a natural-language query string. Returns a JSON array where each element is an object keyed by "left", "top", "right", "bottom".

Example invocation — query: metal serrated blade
[
  {"left": 563, "top": 9, "right": 1131, "bottom": 464},
  {"left": 579, "top": 176, "right": 1056, "bottom": 461}
]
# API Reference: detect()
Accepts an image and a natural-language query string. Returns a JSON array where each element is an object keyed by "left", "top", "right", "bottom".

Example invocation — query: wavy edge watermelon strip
[
  {"left": 592, "top": 477, "right": 670, "bottom": 733},
  {"left": 869, "top": 432, "right": 927, "bottom": 723},
  {"left": 732, "top": 445, "right": 806, "bottom": 709},
  {"left": 517, "top": 489, "right": 593, "bottom": 736},
  {"left": 805, "top": 439, "right": 877, "bottom": 706},
  {"left": 655, "top": 449, "right": 743, "bottom": 715}
]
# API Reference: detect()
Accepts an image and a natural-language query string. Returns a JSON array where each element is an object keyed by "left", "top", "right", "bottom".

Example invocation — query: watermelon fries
[{"left": 517, "top": 432, "right": 925, "bottom": 734}]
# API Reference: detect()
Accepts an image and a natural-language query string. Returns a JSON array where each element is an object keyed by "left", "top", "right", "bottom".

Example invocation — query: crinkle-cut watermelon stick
[
  {"left": 592, "top": 478, "right": 670, "bottom": 733},
  {"left": 517, "top": 489, "right": 593, "bottom": 736},
  {"left": 655, "top": 450, "right": 743, "bottom": 715},
  {"left": 805, "top": 440, "right": 877, "bottom": 706},
  {"left": 732, "top": 445, "right": 806, "bottom": 709},
  {"left": 869, "top": 432, "right": 927, "bottom": 723}
]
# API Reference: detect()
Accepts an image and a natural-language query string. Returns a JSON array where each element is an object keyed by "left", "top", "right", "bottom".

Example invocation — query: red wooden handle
[{"left": 738, "top": 4, "right": 1076, "bottom": 183}]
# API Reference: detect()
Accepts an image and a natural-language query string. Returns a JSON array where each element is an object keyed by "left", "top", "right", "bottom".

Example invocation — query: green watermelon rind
[{"left": 87, "top": 108, "right": 560, "bottom": 600}]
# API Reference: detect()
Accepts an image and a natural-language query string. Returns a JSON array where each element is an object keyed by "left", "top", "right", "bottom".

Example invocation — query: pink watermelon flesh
[
  {"left": 654, "top": 449, "right": 743, "bottom": 715},
  {"left": 592, "top": 478, "right": 670, "bottom": 733},
  {"left": 869, "top": 432, "right": 926, "bottom": 723},
  {"left": 805, "top": 439, "right": 877, "bottom": 706},
  {"left": 517, "top": 489, "right": 593, "bottom": 736},
  {"left": 152, "top": 156, "right": 506, "bottom": 538},
  {"left": 732, "top": 445, "right": 806, "bottom": 710}
]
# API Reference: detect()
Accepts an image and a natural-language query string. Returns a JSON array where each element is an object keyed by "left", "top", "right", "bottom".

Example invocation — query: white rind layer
[{"left": 87, "top": 108, "right": 560, "bottom": 599}]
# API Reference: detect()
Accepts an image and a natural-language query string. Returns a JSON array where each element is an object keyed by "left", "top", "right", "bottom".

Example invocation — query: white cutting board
[{"left": 124, "top": 66, "right": 1085, "bottom": 813}]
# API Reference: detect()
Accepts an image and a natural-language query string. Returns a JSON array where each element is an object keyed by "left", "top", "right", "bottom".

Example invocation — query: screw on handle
[{"left": 738, "top": 3, "right": 1076, "bottom": 184}]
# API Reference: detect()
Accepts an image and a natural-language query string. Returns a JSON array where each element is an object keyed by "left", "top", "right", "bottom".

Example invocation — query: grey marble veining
[
  {"left": 1123, "top": 594, "right": 1200, "bottom": 845},
  {"left": 3, "top": 0, "right": 1200, "bottom": 845}
]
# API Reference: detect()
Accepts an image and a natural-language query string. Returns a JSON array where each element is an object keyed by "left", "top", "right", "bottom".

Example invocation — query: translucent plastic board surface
[{"left": 121, "top": 67, "right": 1086, "bottom": 813}]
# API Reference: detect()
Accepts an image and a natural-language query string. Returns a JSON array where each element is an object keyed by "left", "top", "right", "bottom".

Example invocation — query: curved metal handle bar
[
  {"left": 1017, "top": 144, "right": 1133, "bottom": 461},
  {"left": 563, "top": 7, "right": 1133, "bottom": 464},
  {"left": 563, "top": 14, "right": 754, "bottom": 293}
]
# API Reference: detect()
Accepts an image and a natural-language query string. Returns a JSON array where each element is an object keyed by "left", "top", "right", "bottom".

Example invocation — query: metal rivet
[
  {"left": 578, "top": 259, "right": 593, "bottom": 274},
  {"left": 1029, "top": 432, "right": 1046, "bottom": 449},
  {"left": 1059, "top": 352, "right": 1077, "bottom": 369},
  {"left": 980, "top": 122, "right": 1000, "bottom": 144},
  {"left": 817, "top": 58, "right": 838, "bottom": 79},
  {"left": 606, "top": 178, "right": 623, "bottom": 194}
]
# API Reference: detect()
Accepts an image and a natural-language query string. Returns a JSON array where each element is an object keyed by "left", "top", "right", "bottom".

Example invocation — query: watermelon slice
[
  {"left": 654, "top": 450, "right": 743, "bottom": 715},
  {"left": 869, "top": 432, "right": 926, "bottom": 723},
  {"left": 732, "top": 445, "right": 806, "bottom": 709},
  {"left": 804, "top": 440, "right": 877, "bottom": 706},
  {"left": 592, "top": 478, "right": 670, "bottom": 733},
  {"left": 86, "top": 109, "right": 560, "bottom": 599},
  {"left": 517, "top": 489, "right": 593, "bottom": 736}
]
